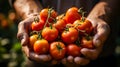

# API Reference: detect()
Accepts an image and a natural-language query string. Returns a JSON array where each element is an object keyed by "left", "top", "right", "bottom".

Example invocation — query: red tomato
[
  {"left": 65, "top": 7, "right": 81, "bottom": 24},
  {"left": 40, "top": 8, "right": 57, "bottom": 23},
  {"left": 29, "top": 34, "right": 38, "bottom": 49},
  {"left": 61, "top": 28, "right": 78, "bottom": 44},
  {"left": 31, "top": 19, "right": 45, "bottom": 31},
  {"left": 81, "top": 36, "right": 94, "bottom": 49},
  {"left": 67, "top": 44, "right": 81, "bottom": 57},
  {"left": 53, "top": 19, "right": 66, "bottom": 32},
  {"left": 34, "top": 39, "right": 49, "bottom": 54},
  {"left": 50, "top": 42, "right": 66, "bottom": 60},
  {"left": 42, "top": 27, "right": 58, "bottom": 42},
  {"left": 73, "top": 19, "right": 93, "bottom": 35}
]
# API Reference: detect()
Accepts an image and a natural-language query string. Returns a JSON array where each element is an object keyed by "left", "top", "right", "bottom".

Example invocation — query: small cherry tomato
[
  {"left": 42, "top": 27, "right": 58, "bottom": 42},
  {"left": 73, "top": 19, "right": 93, "bottom": 35},
  {"left": 61, "top": 27, "right": 78, "bottom": 44},
  {"left": 65, "top": 7, "right": 81, "bottom": 24},
  {"left": 31, "top": 19, "right": 45, "bottom": 31},
  {"left": 40, "top": 8, "right": 57, "bottom": 23},
  {"left": 67, "top": 44, "right": 81, "bottom": 57},
  {"left": 53, "top": 19, "right": 66, "bottom": 32},
  {"left": 34, "top": 39, "right": 49, "bottom": 54},
  {"left": 81, "top": 36, "right": 94, "bottom": 49},
  {"left": 50, "top": 42, "right": 66, "bottom": 60},
  {"left": 29, "top": 34, "right": 38, "bottom": 49}
]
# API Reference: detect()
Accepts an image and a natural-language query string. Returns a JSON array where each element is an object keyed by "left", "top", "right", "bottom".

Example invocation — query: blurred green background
[{"left": 0, "top": 0, "right": 120, "bottom": 67}]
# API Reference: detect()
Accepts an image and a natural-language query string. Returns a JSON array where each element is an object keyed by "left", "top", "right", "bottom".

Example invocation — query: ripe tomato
[
  {"left": 81, "top": 36, "right": 94, "bottom": 49},
  {"left": 65, "top": 7, "right": 81, "bottom": 24},
  {"left": 40, "top": 8, "right": 57, "bottom": 23},
  {"left": 53, "top": 19, "right": 66, "bottom": 32},
  {"left": 73, "top": 19, "right": 93, "bottom": 35},
  {"left": 33, "top": 39, "right": 49, "bottom": 54},
  {"left": 31, "top": 19, "right": 45, "bottom": 31},
  {"left": 50, "top": 42, "right": 66, "bottom": 60},
  {"left": 67, "top": 44, "right": 81, "bottom": 57},
  {"left": 29, "top": 34, "right": 38, "bottom": 49},
  {"left": 42, "top": 27, "right": 58, "bottom": 42},
  {"left": 61, "top": 27, "right": 78, "bottom": 44}
]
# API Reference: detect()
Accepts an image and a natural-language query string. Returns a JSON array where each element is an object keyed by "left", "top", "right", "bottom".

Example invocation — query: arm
[{"left": 13, "top": 0, "right": 42, "bottom": 19}]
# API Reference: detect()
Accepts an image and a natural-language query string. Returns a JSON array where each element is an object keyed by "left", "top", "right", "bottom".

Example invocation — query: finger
[
  {"left": 17, "top": 22, "right": 29, "bottom": 46},
  {"left": 74, "top": 57, "right": 90, "bottom": 65},
  {"left": 17, "top": 32, "right": 29, "bottom": 46},
  {"left": 29, "top": 53, "right": 52, "bottom": 62},
  {"left": 22, "top": 46, "right": 30, "bottom": 58},
  {"left": 67, "top": 56, "right": 74, "bottom": 63},
  {"left": 81, "top": 48, "right": 102, "bottom": 60},
  {"left": 93, "top": 23, "right": 110, "bottom": 48}
]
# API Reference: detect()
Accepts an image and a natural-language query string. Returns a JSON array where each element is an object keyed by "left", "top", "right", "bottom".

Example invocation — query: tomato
[
  {"left": 67, "top": 44, "right": 81, "bottom": 57},
  {"left": 33, "top": 39, "right": 49, "bottom": 54},
  {"left": 61, "top": 27, "right": 78, "bottom": 44},
  {"left": 40, "top": 8, "right": 57, "bottom": 23},
  {"left": 29, "top": 34, "right": 38, "bottom": 49},
  {"left": 50, "top": 42, "right": 66, "bottom": 60},
  {"left": 81, "top": 36, "right": 94, "bottom": 49},
  {"left": 65, "top": 7, "right": 81, "bottom": 24},
  {"left": 53, "top": 19, "right": 66, "bottom": 32},
  {"left": 31, "top": 19, "right": 45, "bottom": 31},
  {"left": 73, "top": 19, "right": 93, "bottom": 35},
  {"left": 42, "top": 27, "right": 58, "bottom": 42}
]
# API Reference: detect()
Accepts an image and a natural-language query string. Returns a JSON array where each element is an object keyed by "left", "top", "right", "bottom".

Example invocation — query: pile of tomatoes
[{"left": 29, "top": 7, "right": 94, "bottom": 60}]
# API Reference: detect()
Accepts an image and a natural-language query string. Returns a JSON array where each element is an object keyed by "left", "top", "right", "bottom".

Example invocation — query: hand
[
  {"left": 61, "top": 18, "right": 110, "bottom": 67},
  {"left": 17, "top": 14, "right": 58, "bottom": 66}
]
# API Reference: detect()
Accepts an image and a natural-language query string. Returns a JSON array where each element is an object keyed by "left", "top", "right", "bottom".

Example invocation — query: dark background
[{"left": 0, "top": 0, "right": 120, "bottom": 67}]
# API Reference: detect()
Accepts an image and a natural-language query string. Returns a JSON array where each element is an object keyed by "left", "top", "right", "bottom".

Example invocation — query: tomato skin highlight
[
  {"left": 42, "top": 27, "right": 59, "bottom": 42},
  {"left": 33, "top": 39, "right": 49, "bottom": 54},
  {"left": 50, "top": 42, "right": 66, "bottom": 60},
  {"left": 61, "top": 28, "right": 78, "bottom": 44},
  {"left": 67, "top": 44, "right": 81, "bottom": 57}
]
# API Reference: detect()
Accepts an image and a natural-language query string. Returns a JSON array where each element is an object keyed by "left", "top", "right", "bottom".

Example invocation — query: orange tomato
[
  {"left": 34, "top": 39, "right": 49, "bottom": 54},
  {"left": 67, "top": 44, "right": 81, "bottom": 57},
  {"left": 61, "top": 27, "right": 78, "bottom": 44},
  {"left": 50, "top": 42, "right": 66, "bottom": 60},
  {"left": 65, "top": 7, "right": 81, "bottom": 24},
  {"left": 42, "top": 27, "right": 58, "bottom": 42}
]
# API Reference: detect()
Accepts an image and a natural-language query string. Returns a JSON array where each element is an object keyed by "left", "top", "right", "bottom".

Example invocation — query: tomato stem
[
  {"left": 50, "top": 23, "right": 53, "bottom": 29},
  {"left": 56, "top": 43, "right": 62, "bottom": 51},
  {"left": 30, "top": 31, "right": 39, "bottom": 36},
  {"left": 78, "top": 7, "right": 83, "bottom": 14},
  {"left": 34, "top": 16, "right": 39, "bottom": 23},
  {"left": 37, "top": 31, "right": 42, "bottom": 40},
  {"left": 44, "top": 8, "right": 53, "bottom": 28}
]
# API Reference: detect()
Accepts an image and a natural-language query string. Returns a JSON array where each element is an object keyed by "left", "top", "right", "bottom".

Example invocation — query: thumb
[
  {"left": 93, "top": 23, "right": 110, "bottom": 48},
  {"left": 17, "top": 32, "right": 29, "bottom": 46}
]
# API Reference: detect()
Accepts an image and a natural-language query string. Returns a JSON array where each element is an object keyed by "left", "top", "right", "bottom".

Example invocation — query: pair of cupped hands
[{"left": 17, "top": 13, "right": 110, "bottom": 67}]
